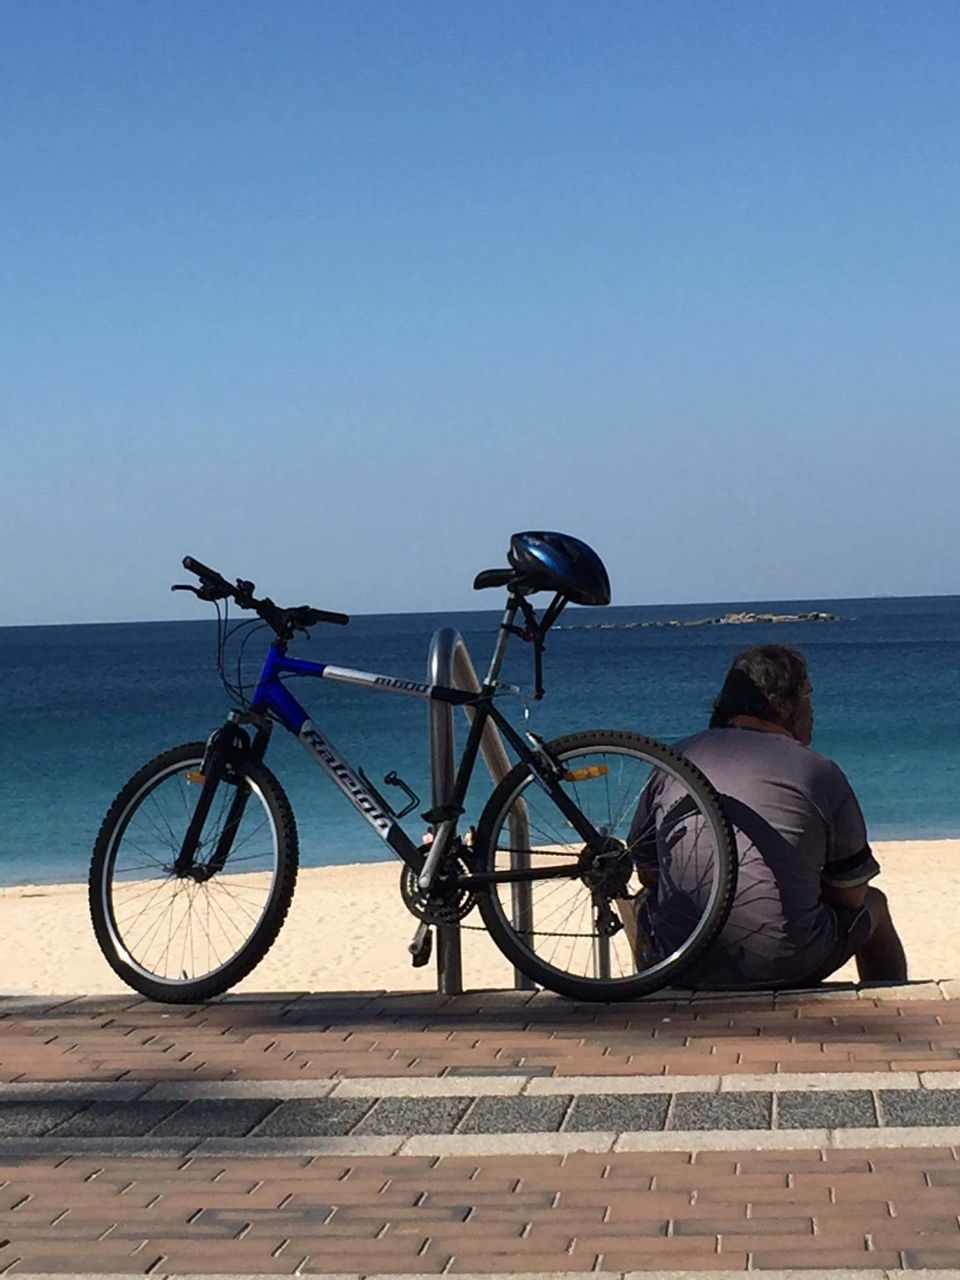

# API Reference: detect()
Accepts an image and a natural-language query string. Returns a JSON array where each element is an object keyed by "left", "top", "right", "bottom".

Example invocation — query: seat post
[{"left": 483, "top": 598, "right": 520, "bottom": 688}]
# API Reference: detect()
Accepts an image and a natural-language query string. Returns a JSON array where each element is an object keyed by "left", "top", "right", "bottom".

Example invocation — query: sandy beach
[{"left": 1, "top": 840, "right": 955, "bottom": 996}]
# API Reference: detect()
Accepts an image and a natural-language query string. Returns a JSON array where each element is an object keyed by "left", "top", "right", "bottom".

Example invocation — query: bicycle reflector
[
  {"left": 185, "top": 771, "right": 205, "bottom": 783},
  {"left": 563, "top": 764, "right": 610, "bottom": 781}
]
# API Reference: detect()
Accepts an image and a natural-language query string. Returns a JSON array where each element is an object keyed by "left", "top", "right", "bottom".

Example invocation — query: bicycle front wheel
[
  {"left": 89, "top": 742, "right": 298, "bottom": 1003},
  {"left": 475, "top": 730, "right": 736, "bottom": 1002}
]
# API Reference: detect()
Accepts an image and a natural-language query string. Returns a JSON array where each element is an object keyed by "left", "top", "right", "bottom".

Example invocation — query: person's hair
[{"left": 709, "top": 644, "right": 809, "bottom": 733}]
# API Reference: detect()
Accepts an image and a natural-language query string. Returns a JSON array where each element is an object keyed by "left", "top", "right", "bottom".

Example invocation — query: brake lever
[{"left": 172, "top": 581, "right": 232, "bottom": 602}]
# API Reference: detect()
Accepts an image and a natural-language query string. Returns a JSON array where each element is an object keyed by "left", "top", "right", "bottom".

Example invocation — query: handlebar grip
[
  {"left": 302, "top": 607, "right": 349, "bottom": 627},
  {"left": 182, "top": 555, "right": 223, "bottom": 582}
]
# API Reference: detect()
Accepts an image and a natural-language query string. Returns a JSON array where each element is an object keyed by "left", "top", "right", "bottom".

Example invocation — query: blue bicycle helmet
[{"left": 508, "top": 531, "right": 611, "bottom": 606}]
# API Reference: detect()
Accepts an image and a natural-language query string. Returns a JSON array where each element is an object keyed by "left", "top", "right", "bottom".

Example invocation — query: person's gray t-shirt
[{"left": 631, "top": 726, "right": 880, "bottom": 987}]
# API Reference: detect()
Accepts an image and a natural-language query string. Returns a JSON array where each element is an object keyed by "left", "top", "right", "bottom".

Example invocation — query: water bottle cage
[{"left": 358, "top": 769, "right": 421, "bottom": 821}]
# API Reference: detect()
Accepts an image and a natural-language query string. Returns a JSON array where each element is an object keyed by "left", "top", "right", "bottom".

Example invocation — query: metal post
[
  {"left": 427, "top": 627, "right": 534, "bottom": 994},
  {"left": 593, "top": 931, "right": 612, "bottom": 979}
]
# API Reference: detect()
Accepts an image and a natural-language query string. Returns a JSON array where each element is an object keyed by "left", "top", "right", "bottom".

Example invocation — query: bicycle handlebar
[
  {"left": 175, "top": 556, "right": 350, "bottom": 635},
  {"left": 182, "top": 555, "right": 228, "bottom": 588}
]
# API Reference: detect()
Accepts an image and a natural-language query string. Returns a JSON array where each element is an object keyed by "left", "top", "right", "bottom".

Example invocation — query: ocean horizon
[{"left": 4, "top": 592, "right": 960, "bottom": 888}]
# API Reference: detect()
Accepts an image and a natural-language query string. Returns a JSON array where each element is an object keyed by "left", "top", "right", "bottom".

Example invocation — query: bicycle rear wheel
[
  {"left": 475, "top": 730, "right": 736, "bottom": 1002},
  {"left": 89, "top": 742, "right": 298, "bottom": 1003}
]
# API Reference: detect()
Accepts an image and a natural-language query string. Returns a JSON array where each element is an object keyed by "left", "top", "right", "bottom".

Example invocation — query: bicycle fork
[{"left": 173, "top": 716, "right": 257, "bottom": 880}]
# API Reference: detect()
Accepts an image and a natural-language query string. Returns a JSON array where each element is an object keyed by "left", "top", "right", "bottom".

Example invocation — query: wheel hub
[{"left": 579, "top": 836, "right": 633, "bottom": 898}]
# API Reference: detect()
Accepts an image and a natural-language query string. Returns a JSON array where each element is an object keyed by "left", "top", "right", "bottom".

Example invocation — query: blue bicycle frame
[{"left": 230, "top": 600, "right": 602, "bottom": 893}]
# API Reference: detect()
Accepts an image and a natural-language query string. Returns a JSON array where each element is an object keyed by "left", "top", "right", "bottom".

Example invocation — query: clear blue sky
[{"left": 3, "top": 0, "right": 958, "bottom": 624}]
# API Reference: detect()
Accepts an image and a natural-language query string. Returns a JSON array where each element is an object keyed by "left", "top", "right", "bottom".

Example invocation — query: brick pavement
[
  {"left": 2, "top": 982, "right": 960, "bottom": 1084},
  {"left": 3, "top": 984, "right": 960, "bottom": 1275}
]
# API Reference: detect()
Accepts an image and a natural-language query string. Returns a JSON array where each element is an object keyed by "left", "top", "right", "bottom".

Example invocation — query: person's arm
[
  {"left": 821, "top": 880, "right": 869, "bottom": 910},
  {"left": 820, "top": 763, "right": 880, "bottom": 903}
]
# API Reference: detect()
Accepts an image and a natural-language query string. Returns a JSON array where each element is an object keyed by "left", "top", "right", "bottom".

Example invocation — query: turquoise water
[{"left": 3, "top": 595, "right": 960, "bottom": 886}]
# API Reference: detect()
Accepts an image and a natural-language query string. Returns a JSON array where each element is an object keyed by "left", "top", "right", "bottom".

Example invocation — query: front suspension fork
[{"left": 173, "top": 717, "right": 260, "bottom": 878}]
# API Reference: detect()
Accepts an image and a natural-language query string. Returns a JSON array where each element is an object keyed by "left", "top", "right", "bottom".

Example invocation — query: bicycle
[{"left": 89, "top": 531, "right": 737, "bottom": 1004}]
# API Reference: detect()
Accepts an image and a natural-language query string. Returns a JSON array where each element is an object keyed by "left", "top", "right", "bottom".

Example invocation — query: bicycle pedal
[{"left": 409, "top": 922, "right": 433, "bottom": 967}]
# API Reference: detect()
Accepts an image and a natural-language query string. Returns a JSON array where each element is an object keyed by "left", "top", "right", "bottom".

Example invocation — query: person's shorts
[
  {"left": 798, "top": 900, "right": 874, "bottom": 986},
  {"left": 676, "top": 901, "right": 875, "bottom": 992}
]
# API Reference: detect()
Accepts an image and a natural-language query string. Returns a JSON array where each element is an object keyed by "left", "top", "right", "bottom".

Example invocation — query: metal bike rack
[{"left": 427, "top": 627, "right": 534, "bottom": 995}]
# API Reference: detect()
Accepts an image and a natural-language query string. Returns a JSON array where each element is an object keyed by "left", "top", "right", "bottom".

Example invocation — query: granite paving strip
[
  {"left": 147, "top": 1100, "right": 278, "bottom": 1138},
  {"left": 668, "top": 1092, "right": 772, "bottom": 1131},
  {"left": 775, "top": 1089, "right": 879, "bottom": 1129},
  {"left": 0, "top": 1082, "right": 150, "bottom": 1102},
  {"left": 351, "top": 1097, "right": 472, "bottom": 1137},
  {"left": 457, "top": 1097, "right": 572, "bottom": 1135},
  {"left": 331, "top": 1077, "right": 530, "bottom": 1098},
  {"left": 0, "top": 1105, "right": 81, "bottom": 1138},
  {"left": 6, "top": 1088, "right": 960, "bottom": 1142},
  {"left": 0, "top": 1070, "right": 944, "bottom": 1101},
  {"left": 879, "top": 1091, "right": 960, "bottom": 1127},
  {"left": 47, "top": 1102, "right": 184, "bottom": 1138},
  {"left": 142, "top": 1081, "right": 340, "bottom": 1101},
  {"left": 11, "top": 1122, "right": 960, "bottom": 1158},
  {"left": 249, "top": 1100, "right": 373, "bottom": 1138},
  {"left": 563, "top": 1095, "right": 669, "bottom": 1133}
]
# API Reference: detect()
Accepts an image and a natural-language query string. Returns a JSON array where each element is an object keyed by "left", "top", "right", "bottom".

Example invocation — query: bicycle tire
[
  {"left": 475, "top": 729, "right": 736, "bottom": 1002},
  {"left": 89, "top": 741, "right": 299, "bottom": 1003}
]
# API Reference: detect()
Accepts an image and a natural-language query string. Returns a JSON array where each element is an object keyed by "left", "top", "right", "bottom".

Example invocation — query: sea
[{"left": 3, "top": 595, "right": 960, "bottom": 887}]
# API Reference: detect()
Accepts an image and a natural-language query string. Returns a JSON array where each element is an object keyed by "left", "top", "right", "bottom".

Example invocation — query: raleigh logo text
[{"left": 299, "top": 722, "right": 393, "bottom": 837}]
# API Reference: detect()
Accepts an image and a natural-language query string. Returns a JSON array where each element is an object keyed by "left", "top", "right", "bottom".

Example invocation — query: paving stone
[
  {"left": 530, "top": 1074, "right": 721, "bottom": 1095},
  {"left": 721, "top": 1071, "right": 919, "bottom": 1092},
  {"left": 444, "top": 1065, "right": 555, "bottom": 1076},
  {"left": 863, "top": 981, "right": 945, "bottom": 1001},
  {"left": 352, "top": 1096, "right": 472, "bottom": 1135},
  {"left": 0, "top": 1102, "right": 81, "bottom": 1137},
  {"left": 831, "top": 1124, "right": 960, "bottom": 1147},
  {"left": 147, "top": 1098, "right": 278, "bottom": 1137},
  {"left": 0, "top": 1081, "right": 148, "bottom": 1101},
  {"left": 46, "top": 1100, "right": 182, "bottom": 1137},
  {"left": 402, "top": 1131, "right": 614, "bottom": 1155},
  {"left": 668, "top": 1091, "right": 772, "bottom": 1131},
  {"left": 144, "top": 1079, "right": 339, "bottom": 1100},
  {"left": 196, "top": 1135, "right": 402, "bottom": 1156},
  {"left": 920, "top": 1071, "right": 960, "bottom": 1089},
  {"left": 249, "top": 1098, "right": 373, "bottom": 1137},
  {"left": 564, "top": 1094, "right": 669, "bottom": 1132},
  {"left": 457, "top": 1095, "right": 572, "bottom": 1133},
  {"left": 878, "top": 1089, "right": 960, "bottom": 1126},
  {"left": 616, "top": 1128, "right": 829, "bottom": 1151},
  {"left": 776, "top": 1090, "right": 878, "bottom": 1129},
  {"left": 332, "top": 1076, "right": 524, "bottom": 1097}
]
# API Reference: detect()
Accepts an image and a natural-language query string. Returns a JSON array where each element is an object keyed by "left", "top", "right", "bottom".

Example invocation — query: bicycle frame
[{"left": 190, "top": 598, "right": 606, "bottom": 894}]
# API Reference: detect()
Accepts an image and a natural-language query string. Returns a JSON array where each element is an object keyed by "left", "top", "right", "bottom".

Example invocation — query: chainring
[{"left": 401, "top": 848, "right": 478, "bottom": 925}]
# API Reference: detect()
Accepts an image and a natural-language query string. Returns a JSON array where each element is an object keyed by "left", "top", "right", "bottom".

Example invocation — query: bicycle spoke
[
  {"left": 482, "top": 737, "right": 732, "bottom": 995},
  {"left": 101, "top": 757, "right": 282, "bottom": 986}
]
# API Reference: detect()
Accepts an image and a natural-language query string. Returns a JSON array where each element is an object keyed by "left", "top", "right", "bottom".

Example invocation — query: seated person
[{"left": 629, "top": 644, "right": 907, "bottom": 989}]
